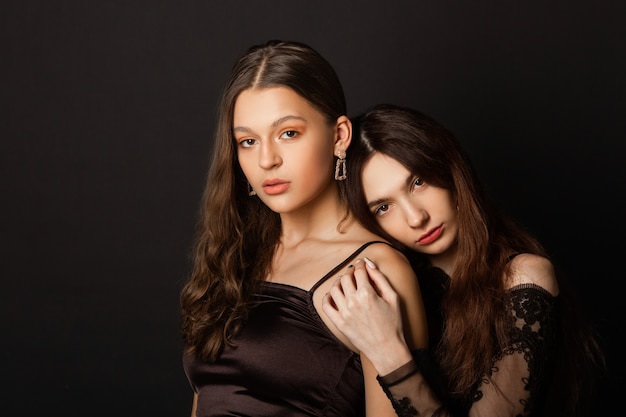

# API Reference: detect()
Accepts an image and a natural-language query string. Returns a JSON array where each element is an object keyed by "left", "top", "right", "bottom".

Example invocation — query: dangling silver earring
[
  {"left": 248, "top": 182, "right": 256, "bottom": 196},
  {"left": 334, "top": 150, "right": 347, "bottom": 181}
]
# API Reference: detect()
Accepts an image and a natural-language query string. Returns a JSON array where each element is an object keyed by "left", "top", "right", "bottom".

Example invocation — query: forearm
[
  {"left": 377, "top": 356, "right": 450, "bottom": 417},
  {"left": 365, "top": 336, "right": 414, "bottom": 376}
]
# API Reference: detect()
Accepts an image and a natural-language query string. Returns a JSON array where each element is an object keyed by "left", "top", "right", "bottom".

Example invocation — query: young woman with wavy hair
[
  {"left": 179, "top": 43, "right": 428, "bottom": 417},
  {"left": 323, "top": 103, "right": 605, "bottom": 417}
]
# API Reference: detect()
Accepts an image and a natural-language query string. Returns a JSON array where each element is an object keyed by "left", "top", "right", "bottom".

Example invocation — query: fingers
[
  {"left": 323, "top": 266, "right": 354, "bottom": 309},
  {"left": 324, "top": 257, "right": 397, "bottom": 316},
  {"left": 336, "top": 258, "right": 390, "bottom": 298},
  {"left": 360, "top": 257, "right": 397, "bottom": 303},
  {"left": 321, "top": 291, "right": 340, "bottom": 322},
  {"left": 351, "top": 259, "right": 370, "bottom": 288}
]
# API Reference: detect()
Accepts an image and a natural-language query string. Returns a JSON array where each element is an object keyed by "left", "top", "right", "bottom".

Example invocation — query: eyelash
[
  {"left": 374, "top": 204, "right": 390, "bottom": 217},
  {"left": 412, "top": 177, "right": 425, "bottom": 189},
  {"left": 237, "top": 130, "right": 300, "bottom": 148},
  {"left": 239, "top": 138, "right": 256, "bottom": 148},
  {"left": 372, "top": 177, "right": 425, "bottom": 217},
  {"left": 281, "top": 130, "right": 299, "bottom": 139}
]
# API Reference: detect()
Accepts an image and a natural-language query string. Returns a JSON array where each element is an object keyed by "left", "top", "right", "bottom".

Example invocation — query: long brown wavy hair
[
  {"left": 346, "top": 103, "right": 605, "bottom": 416},
  {"left": 179, "top": 40, "right": 349, "bottom": 362}
]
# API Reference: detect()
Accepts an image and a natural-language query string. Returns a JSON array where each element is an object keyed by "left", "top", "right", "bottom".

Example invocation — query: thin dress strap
[{"left": 309, "top": 240, "right": 395, "bottom": 293}]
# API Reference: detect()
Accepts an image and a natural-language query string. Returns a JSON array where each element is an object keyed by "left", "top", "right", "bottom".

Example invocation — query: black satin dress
[{"left": 183, "top": 241, "right": 390, "bottom": 417}]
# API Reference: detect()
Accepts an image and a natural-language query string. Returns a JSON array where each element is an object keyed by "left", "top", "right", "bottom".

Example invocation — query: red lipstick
[{"left": 417, "top": 225, "right": 443, "bottom": 245}]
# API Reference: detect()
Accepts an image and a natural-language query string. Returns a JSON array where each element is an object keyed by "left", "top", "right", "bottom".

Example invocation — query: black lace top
[{"left": 378, "top": 268, "right": 559, "bottom": 417}]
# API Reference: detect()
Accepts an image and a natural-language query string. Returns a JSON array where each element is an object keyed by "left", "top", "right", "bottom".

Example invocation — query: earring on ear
[
  {"left": 248, "top": 182, "right": 257, "bottom": 196},
  {"left": 334, "top": 150, "right": 347, "bottom": 181}
]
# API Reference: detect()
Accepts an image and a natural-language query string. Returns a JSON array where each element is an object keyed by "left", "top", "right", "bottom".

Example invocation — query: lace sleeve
[
  {"left": 377, "top": 285, "right": 558, "bottom": 417},
  {"left": 376, "top": 349, "right": 451, "bottom": 417},
  {"left": 469, "top": 284, "right": 558, "bottom": 416}
]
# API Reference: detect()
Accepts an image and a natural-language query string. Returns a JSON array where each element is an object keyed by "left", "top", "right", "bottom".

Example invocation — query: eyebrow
[
  {"left": 366, "top": 173, "right": 415, "bottom": 209},
  {"left": 233, "top": 115, "right": 307, "bottom": 134}
]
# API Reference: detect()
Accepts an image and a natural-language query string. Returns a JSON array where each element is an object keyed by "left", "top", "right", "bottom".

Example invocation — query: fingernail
[{"left": 363, "top": 257, "right": 376, "bottom": 269}]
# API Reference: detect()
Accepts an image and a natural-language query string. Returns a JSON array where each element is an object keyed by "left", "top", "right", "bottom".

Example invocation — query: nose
[
  {"left": 258, "top": 141, "right": 282, "bottom": 169},
  {"left": 403, "top": 203, "right": 427, "bottom": 228}
]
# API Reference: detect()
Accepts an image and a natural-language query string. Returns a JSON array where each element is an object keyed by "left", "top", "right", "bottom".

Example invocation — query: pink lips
[
  {"left": 417, "top": 225, "right": 443, "bottom": 245},
  {"left": 262, "top": 179, "right": 290, "bottom": 195}
]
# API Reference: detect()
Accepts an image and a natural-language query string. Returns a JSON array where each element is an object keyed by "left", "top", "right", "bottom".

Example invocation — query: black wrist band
[{"left": 377, "top": 358, "right": 419, "bottom": 387}]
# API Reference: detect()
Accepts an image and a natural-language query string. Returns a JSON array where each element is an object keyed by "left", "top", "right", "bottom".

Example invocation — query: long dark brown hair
[
  {"left": 180, "top": 40, "right": 349, "bottom": 362},
  {"left": 346, "top": 103, "right": 605, "bottom": 415}
]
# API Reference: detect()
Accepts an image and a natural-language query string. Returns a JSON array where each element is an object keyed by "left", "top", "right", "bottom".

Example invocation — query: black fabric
[
  {"left": 375, "top": 282, "right": 559, "bottom": 417},
  {"left": 413, "top": 266, "right": 448, "bottom": 352},
  {"left": 183, "top": 241, "right": 391, "bottom": 417}
]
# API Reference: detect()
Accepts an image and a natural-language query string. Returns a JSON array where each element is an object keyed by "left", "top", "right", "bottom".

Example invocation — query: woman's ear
[{"left": 334, "top": 115, "right": 352, "bottom": 154}]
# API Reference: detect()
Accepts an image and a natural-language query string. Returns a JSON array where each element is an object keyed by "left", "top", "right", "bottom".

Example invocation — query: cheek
[
  {"left": 237, "top": 153, "right": 254, "bottom": 177},
  {"left": 442, "top": 200, "right": 458, "bottom": 222},
  {"left": 290, "top": 154, "right": 334, "bottom": 198},
  {"left": 377, "top": 216, "right": 403, "bottom": 239},
  {"left": 295, "top": 147, "right": 333, "bottom": 176}
]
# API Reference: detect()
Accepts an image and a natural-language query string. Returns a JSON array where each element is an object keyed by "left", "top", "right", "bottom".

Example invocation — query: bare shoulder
[
  {"left": 359, "top": 242, "right": 418, "bottom": 288},
  {"left": 359, "top": 241, "right": 412, "bottom": 268},
  {"left": 358, "top": 241, "right": 428, "bottom": 349},
  {"left": 507, "top": 253, "right": 559, "bottom": 296}
]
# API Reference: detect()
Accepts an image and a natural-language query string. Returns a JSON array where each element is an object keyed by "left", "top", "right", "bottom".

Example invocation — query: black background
[{"left": 3, "top": 1, "right": 624, "bottom": 415}]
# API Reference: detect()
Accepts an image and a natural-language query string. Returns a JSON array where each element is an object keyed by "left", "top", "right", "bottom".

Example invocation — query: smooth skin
[
  {"left": 190, "top": 88, "right": 428, "bottom": 417},
  {"left": 361, "top": 153, "right": 557, "bottom": 291},
  {"left": 322, "top": 153, "right": 558, "bottom": 416},
  {"left": 324, "top": 257, "right": 414, "bottom": 376}
]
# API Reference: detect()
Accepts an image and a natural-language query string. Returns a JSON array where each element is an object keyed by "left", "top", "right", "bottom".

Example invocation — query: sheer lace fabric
[{"left": 377, "top": 284, "right": 557, "bottom": 417}]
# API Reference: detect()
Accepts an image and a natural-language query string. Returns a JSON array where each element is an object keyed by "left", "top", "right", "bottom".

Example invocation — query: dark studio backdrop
[{"left": 3, "top": 1, "right": 624, "bottom": 415}]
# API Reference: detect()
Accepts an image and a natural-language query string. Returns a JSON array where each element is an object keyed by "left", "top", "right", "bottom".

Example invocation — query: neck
[
  {"left": 279, "top": 186, "right": 349, "bottom": 246},
  {"left": 428, "top": 243, "right": 457, "bottom": 276}
]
